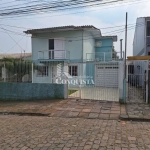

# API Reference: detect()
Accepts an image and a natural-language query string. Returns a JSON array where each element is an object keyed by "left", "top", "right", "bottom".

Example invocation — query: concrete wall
[
  {"left": 32, "top": 30, "right": 83, "bottom": 62},
  {"left": 133, "top": 18, "right": 146, "bottom": 56},
  {"left": 0, "top": 82, "right": 65, "bottom": 100}
]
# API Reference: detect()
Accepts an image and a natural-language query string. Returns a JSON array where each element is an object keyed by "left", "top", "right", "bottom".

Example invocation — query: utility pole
[
  {"left": 125, "top": 12, "right": 128, "bottom": 78},
  {"left": 123, "top": 12, "right": 128, "bottom": 103},
  {"left": 120, "top": 39, "right": 123, "bottom": 59}
]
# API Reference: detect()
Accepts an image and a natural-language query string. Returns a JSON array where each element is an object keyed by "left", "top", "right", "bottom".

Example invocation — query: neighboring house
[
  {"left": 130, "top": 17, "right": 150, "bottom": 86},
  {"left": 133, "top": 17, "right": 150, "bottom": 56},
  {"left": 25, "top": 25, "right": 118, "bottom": 87}
]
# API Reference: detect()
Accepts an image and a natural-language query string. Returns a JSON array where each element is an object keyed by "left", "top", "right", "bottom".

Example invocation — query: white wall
[
  {"left": 31, "top": 30, "right": 83, "bottom": 61},
  {"left": 133, "top": 18, "right": 146, "bottom": 56}
]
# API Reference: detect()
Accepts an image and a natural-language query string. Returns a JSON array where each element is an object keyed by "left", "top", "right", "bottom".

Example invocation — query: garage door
[{"left": 95, "top": 65, "right": 118, "bottom": 87}]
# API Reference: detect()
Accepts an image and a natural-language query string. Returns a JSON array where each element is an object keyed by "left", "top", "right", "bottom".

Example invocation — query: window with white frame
[
  {"left": 37, "top": 66, "right": 48, "bottom": 76},
  {"left": 69, "top": 66, "right": 78, "bottom": 76}
]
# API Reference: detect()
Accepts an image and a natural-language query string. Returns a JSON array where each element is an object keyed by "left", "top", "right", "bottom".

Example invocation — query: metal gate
[
  {"left": 68, "top": 61, "right": 120, "bottom": 101},
  {"left": 127, "top": 60, "right": 148, "bottom": 103}
]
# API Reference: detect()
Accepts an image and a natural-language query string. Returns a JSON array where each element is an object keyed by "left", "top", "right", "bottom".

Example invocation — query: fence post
[
  {"left": 148, "top": 70, "right": 150, "bottom": 104},
  {"left": 32, "top": 63, "right": 34, "bottom": 83},
  {"left": 146, "top": 60, "right": 149, "bottom": 103},
  {"left": 3, "top": 63, "right": 6, "bottom": 82}
]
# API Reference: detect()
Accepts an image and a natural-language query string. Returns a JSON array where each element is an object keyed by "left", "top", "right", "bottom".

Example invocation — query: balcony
[
  {"left": 38, "top": 50, "right": 70, "bottom": 60},
  {"left": 86, "top": 52, "right": 124, "bottom": 62}
]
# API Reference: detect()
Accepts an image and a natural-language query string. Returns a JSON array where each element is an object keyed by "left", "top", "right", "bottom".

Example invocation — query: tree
[
  {"left": 112, "top": 46, "right": 119, "bottom": 60},
  {"left": 0, "top": 57, "right": 32, "bottom": 82}
]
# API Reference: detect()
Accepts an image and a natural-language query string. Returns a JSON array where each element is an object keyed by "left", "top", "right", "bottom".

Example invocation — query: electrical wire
[
  {"left": 0, "top": 22, "right": 145, "bottom": 41},
  {"left": 0, "top": 0, "right": 146, "bottom": 18},
  {"left": 0, "top": 25, "right": 25, "bottom": 51},
  {"left": 1, "top": 0, "right": 148, "bottom": 20}
]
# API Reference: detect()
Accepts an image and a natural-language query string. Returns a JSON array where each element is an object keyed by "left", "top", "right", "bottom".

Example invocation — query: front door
[{"left": 49, "top": 38, "right": 65, "bottom": 59}]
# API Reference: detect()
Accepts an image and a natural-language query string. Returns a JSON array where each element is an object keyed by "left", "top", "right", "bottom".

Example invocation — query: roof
[
  {"left": 95, "top": 36, "right": 117, "bottom": 42},
  {"left": 138, "top": 17, "right": 150, "bottom": 20},
  {"left": 0, "top": 53, "right": 32, "bottom": 60},
  {"left": 127, "top": 56, "right": 150, "bottom": 60},
  {"left": 24, "top": 25, "right": 100, "bottom": 34}
]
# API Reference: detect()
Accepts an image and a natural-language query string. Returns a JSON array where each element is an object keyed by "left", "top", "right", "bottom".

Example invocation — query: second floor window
[{"left": 69, "top": 66, "right": 78, "bottom": 76}]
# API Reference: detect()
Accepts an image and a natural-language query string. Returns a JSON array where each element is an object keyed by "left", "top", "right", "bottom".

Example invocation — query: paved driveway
[
  {"left": 1, "top": 116, "right": 150, "bottom": 150},
  {"left": 69, "top": 87, "right": 119, "bottom": 102}
]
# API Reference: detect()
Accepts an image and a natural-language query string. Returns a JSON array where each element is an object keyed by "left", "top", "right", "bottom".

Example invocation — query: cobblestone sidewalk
[
  {"left": 120, "top": 103, "right": 150, "bottom": 121},
  {"left": 0, "top": 99, "right": 125, "bottom": 120}
]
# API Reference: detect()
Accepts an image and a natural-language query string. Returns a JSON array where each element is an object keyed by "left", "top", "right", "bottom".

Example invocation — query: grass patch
[{"left": 68, "top": 90, "right": 77, "bottom": 95}]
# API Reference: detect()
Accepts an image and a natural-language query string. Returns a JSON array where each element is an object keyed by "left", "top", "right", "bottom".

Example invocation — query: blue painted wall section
[
  {"left": 95, "top": 38, "right": 113, "bottom": 61},
  {"left": 0, "top": 83, "right": 64, "bottom": 100},
  {"left": 86, "top": 63, "right": 95, "bottom": 86}
]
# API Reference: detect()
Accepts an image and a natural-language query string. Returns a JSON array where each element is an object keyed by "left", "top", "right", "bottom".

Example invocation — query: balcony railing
[
  {"left": 86, "top": 52, "right": 124, "bottom": 61},
  {"left": 38, "top": 50, "right": 70, "bottom": 60}
]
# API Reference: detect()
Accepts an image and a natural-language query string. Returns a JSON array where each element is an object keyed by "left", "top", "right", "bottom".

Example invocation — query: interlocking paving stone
[
  {"left": 0, "top": 112, "right": 149, "bottom": 149},
  {"left": 88, "top": 113, "right": 99, "bottom": 118},
  {"left": 122, "top": 103, "right": 150, "bottom": 120}
]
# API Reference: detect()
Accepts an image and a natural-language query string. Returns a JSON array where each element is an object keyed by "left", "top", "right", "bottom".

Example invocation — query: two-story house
[{"left": 25, "top": 25, "right": 118, "bottom": 87}]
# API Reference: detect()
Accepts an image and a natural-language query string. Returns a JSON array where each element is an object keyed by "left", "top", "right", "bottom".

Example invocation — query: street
[{"left": 0, "top": 115, "right": 150, "bottom": 150}]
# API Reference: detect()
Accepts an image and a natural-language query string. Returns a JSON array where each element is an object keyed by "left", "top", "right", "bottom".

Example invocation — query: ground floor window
[
  {"left": 37, "top": 66, "right": 48, "bottom": 76},
  {"left": 69, "top": 66, "right": 78, "bottom": 76}
]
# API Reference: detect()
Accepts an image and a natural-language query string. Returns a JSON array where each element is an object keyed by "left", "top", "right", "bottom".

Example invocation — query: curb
[
  {"left": 119, "top": 115, "right": 150, "bottom": 122},
  {"left": 0, "top": 112, "right": 49, "bottom": 117}
]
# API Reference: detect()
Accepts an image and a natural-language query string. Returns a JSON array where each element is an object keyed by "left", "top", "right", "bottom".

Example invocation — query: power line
[
  {"left": 0, "top": 22, "right": 145, "bottom": 41},
  {"left": 0, "top": 0, "right": 146, "bottom": 18},
  {"left": 0, "top": 25, "right": 25, "bottom": 51},
  {"left": 0, "top": 22, "right": 144, "bottom": 54},
  {"left": 3, "top": 37, "right": 24, "bottom": 54},
  {"left": 0, "top": 22, "right": 136, "bottom": 30},
  {"left": 1, "top": 0, "right": 148, "bottom": 20},
  {"left": 0, "top": 23, "right": 31, "bottom": 29}
]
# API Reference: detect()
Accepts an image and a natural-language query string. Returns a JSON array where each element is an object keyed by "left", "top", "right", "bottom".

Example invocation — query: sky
[{"left": 0, "top": 0, "right": 150, "bottom": 57}]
